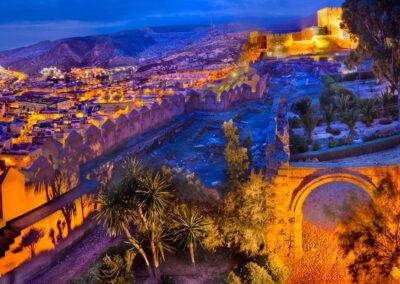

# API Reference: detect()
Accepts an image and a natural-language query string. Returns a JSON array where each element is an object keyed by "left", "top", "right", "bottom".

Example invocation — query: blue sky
[{"left": 0, "top": 0, "right": 343, "bottom": 50}]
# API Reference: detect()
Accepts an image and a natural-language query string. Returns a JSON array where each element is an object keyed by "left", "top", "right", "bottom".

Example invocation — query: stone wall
[
  {"left": 292, "top": 135, "right": 400, "bottom": 162},
  {"left": 0, "top": 74, "right": 270, "bottom": 279},
  {"left": 186, "top": 74, "right": 269, "bottom": 112},
  {"left": 265, "top": 96, "right": 290, "bottom": 179}
]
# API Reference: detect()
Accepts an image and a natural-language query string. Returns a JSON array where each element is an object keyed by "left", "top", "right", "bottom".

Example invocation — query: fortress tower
[{"left": 317, "top": 7, "right": 349, "bottom": 40}]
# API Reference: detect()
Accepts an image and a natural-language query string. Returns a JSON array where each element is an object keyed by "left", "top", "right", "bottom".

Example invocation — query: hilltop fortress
[{"left": 248, "top": 7, "right": 357, "bottom": 57}]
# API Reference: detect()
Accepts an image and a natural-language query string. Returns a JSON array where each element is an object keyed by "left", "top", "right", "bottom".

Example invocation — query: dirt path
[{"left": 29, "top": 225, "right": 122, "bottom": 284}]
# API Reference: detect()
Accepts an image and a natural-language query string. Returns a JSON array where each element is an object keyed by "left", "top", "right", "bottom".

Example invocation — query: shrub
[
  {"left": 362, "top": 129, "right": 396, "bottom": 142},
  {"left": 240, "top": 262, "right": 274, "bottom": 284},
  {"left": 289, "top": 117, "right": 301, "bottom": 129},
  {"left": 379, "top": 118, "right": 392, "bottom": 125},
  {"left": 327, "top": 128, "right": 341, "bottom": 136},
  {"left": 255, "top": 254, "right": 289, "bottom": 284},
  {"left": 338, "top": 137, "right": 352, "bottom": 146},
  {"left": 316, "top": 117, "right": 324, "bottom": 127},
  {"left": 226, "top": 271, "right": 241, "bottom": 284},
  {"left": 312, "top": 140, "right": 321, "bottom": 151},
  {"left": 328, "top": 137, "right": 337, "bottom": 148},
  {"left": 290, "top": 134, "right": 308, "bottom": 153}
]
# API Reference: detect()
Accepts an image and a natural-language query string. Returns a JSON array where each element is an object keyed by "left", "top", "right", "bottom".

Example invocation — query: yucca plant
[
  {"left": 136, "top": 170, "right": 173, "bottom": 223},
  {"left": 95, "top": 185, "right": 152, "bottom": 278},
  {"left": 136, "top": 170, "right": 174, "bottom": 280},
  {"left": 171, "top": 206, "right": 207, "bottom": 266}
]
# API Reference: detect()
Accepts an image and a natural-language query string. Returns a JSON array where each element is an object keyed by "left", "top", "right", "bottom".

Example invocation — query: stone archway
[{"left": 287, "top": 169, "right": 377, "bottom": 258}]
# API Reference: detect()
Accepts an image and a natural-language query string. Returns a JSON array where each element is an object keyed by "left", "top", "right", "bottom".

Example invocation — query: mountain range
[{"left": 0, "top": 16, "right": 317, "bottom": 76}]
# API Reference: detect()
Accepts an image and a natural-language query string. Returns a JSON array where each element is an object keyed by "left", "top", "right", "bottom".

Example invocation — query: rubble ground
[{"left": 145, "top": 98, "right": 272, "bottom": 186}]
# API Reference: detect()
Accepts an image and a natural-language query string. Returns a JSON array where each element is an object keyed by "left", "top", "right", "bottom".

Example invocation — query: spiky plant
[
  {"left": 171, "top": 207, "right": 207, "bottom": 266},
  {"left": 340, "top": 108, "right": 359, "bottom": 143},
  {"left": 136, "top": 170, "right": 173, "bottom": 279},
  {"left": 359, "top": 98, "right": 376, "bottom": 127},
  {"left": 120, "top": 156, "right": 143, "bottom": 188},
  {"left": 291, "top": 97, "right": 317, "bottom": 144},
  {"left": 95, "top": 185, "right": 152, "bottom": 278},
  {"left": 136, "top": 170, "right": 172, "bottom": 223}
]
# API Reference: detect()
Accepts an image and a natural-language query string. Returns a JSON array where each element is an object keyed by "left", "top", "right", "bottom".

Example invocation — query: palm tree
[
  {"left": 171, "top": 206, "right": 207, "bottom": 266},
  {"left": 136, "top": 170, "right": 173, "bottom": 279},
  {"left": 120, "top": 156, "right": 143, "bottom": 188},
  {"left": 340, "top": 108, "right": 359, "bottom": 143},
  {"left": 95, "top": 185, "right": 153, "bottom": 278},
  {"left": 320, "top": 85, "right": 338, "bottom": 132},
  {"left": 291, "top": 97, "right": 317, "bottom": 144},
  {"left": 321, "top": 103, "right": 336, "bottom": 132}
]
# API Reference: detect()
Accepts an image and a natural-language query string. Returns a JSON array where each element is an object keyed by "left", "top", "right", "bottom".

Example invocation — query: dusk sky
[{"left": 0, "top": 0, "right": 343, "bottom": 50}]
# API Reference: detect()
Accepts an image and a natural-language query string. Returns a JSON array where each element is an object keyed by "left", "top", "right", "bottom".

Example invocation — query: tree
[
  {"left": 359, "top": 98, "right": 376, "bottom": 127},
  {"left": 203, "top": 172, "right": 274, "bottom": 256},
  {"left": 340, "top": 108, "right": 359, "bottom": 143},
  {"left": 223, "top": 120, "right": 250, "bottom": 187},
  {"left": 291, "top": 97, "right": 317, "bottom": 144},
  {"left": 380, "top": 89, "right": 397, "bottom": 119},
  {"left": 171, "top": 206, "right": 207, "bottom": 266},
  {"left": 320, "top": 86, "right": 339, "bottom": 132},
  {"left": 341, "top": 0, "right": 400, "bottom": 121},
  {"left": 338, "top": 92, "right": 359, "bottom": 142},
  {"left": 135, "top": 170, "right": 174, "bottom": 280},
  {"left": 13, "top": 227, "right": 44, "bottom": 258},
  {"left": 95, "top": 184, "right": 153, "bottom": 278},
  {"left": 337, "top": 176, "right": 400, "bottom": 283}
]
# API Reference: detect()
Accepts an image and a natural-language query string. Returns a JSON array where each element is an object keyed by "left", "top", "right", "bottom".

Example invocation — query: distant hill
[
  {"left": 0, "top": 18, "right": 312, "bottom": 76},
  {"left": 0, "top": 24, "right": 248, "bottom": 76},
  {"left": 0, "top": 29, "right": 159, "bottom": 75}
]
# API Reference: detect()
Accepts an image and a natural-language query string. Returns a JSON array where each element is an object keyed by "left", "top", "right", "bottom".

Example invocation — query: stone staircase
[{"left": 0, "top": 225, "right": 20, "bottom": 257}]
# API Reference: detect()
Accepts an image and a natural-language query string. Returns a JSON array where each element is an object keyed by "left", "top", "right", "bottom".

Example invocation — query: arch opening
[
  {"left": 288, "top": 171, "right": 377, "bottom": 258},
  {"left": 302, "top": 181, "right": 371, "bottom": 230}
]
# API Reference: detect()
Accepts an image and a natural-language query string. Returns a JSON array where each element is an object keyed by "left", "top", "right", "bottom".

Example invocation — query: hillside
[{"left": 0, "top": 24, "right": 250, "bottom": 76}]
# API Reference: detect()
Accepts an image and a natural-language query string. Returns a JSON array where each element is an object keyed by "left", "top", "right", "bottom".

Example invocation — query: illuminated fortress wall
[
  {"left": 248, "top": 7, "right": 356, "bottom": 56},
  {"left": 0, "top": 73, "right": 270, "bottom": 279},
  {"left": 318, "top": 7, "right": 343, "bottom": 38}
]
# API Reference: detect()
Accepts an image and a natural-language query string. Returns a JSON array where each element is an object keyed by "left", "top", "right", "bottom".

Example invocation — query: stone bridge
[{"left": 265, "top": 96, "right": 400, "bottom": 258}]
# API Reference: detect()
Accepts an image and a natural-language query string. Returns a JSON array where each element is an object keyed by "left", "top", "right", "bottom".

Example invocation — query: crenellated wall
[
  {"left": 186, "top": 74, "right": 269, "bottom": 112},
  {"left": 0, "top": 73, "right": 270, "bottom": 279}
]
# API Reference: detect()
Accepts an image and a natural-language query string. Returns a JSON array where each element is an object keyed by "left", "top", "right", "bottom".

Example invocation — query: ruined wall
[{"left": 265, "top": 96, "right": 290, "bottom": 179}]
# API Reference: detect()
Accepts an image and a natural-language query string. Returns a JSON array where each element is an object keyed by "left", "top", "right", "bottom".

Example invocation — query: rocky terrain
[{"left": 0, "top": 24, "right": 250, "bottom": 76}]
